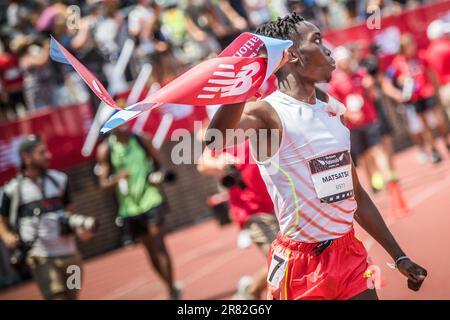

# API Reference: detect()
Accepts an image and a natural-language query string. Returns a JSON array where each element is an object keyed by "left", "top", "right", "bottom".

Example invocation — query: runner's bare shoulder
[{"left": 243, "top": 100, "right": 281, "bottom": 131}]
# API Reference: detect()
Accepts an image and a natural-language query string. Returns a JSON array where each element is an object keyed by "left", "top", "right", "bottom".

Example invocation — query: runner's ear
[
  {"left": 287, "top": 49, "right": 299, "bottom": 64},
  {"left": 257, "top": 46, "right": 268, "bottom": 58},
  {"left": 273, "top": 50, "right": 290, "bottom": 74}
]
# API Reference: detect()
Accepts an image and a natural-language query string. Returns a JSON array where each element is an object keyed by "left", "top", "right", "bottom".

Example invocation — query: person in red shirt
[
  {"left": 389, "top": 34, "right": 450, "bottom": 163},
  {"left": 0, "top": 31, "right": 26, "bottom": 119},
  {"left": 426, "top": 20, "right": 450, "bottom": 86},
  {"left": 198, "top": 138, "right": 278, "bottom": 299},
  {"left": 328, "top": 46, "right": 388, "bottom": 193},
  {"left": 425, "top": 20, "right": 450, "bottom": 115},
  {"left": 362, "top": 51, "right": 406, "bottom": 181}
]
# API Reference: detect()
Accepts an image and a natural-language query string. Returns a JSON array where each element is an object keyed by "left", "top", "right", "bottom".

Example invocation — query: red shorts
[{"left": 266, "top": 229, "right": 372, "bottom": 300}]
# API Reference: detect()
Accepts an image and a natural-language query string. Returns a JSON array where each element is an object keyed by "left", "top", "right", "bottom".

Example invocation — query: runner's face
[{"left": 288, "top": 22, "right": 335, "bottom": 83}]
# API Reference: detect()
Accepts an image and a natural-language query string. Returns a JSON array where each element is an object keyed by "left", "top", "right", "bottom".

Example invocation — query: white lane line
[{"left": 100, "top": 276, "right": 155, "bottom": 300}]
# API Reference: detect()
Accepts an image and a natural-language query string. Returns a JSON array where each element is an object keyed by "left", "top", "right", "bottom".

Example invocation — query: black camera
[
  {"left": 221, "top": 165, "right": 247, "bottom": 189},
  {"left": 10, "top": 241, "right": 32, "bottom": 267},
  {"left": 9, "top": 212, "right": 97, "bottom": 266},
  {"left": 363, "top": 56, "right": 379, "bottom": 76},
  {"left": 148, "top": 170, "right": 177, "bottom": 185},
  {"left": 59, "top": 212, "right": 98, "bottom": 236}
]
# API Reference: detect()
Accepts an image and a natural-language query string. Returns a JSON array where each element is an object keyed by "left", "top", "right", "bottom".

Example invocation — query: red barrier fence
[{"left": 0, "top": 103, "right": 93, "bottom": 185}]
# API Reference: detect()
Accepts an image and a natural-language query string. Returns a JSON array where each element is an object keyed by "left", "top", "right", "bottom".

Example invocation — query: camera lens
[
  {"left": 221, "top": 175, "right": 236, "bottom": 188},
  {"left": 164, "top": 171, "right": 177, "bottom": 183}
]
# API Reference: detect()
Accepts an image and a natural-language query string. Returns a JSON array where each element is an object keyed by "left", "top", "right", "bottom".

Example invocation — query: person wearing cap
[
  {"left": 425, "top": 19, "right": 450, "bottom": 117},
  {"left": 0, "top": 135, "right": 92, "bottom": 299}
]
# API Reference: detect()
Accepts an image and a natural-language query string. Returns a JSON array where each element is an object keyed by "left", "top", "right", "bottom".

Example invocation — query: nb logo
[{"left": 198, "top": 62, "right": 261, "bottom": 99}]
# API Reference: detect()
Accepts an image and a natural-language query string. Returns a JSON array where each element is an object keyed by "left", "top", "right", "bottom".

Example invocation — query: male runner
[{"left": 206, "top": 13, "right": 427, "bottom": 300}]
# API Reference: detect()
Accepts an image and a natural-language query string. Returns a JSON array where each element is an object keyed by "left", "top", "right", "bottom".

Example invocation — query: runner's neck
[{"left": 278, "top": 77, "right": 317, "bottom": 105}]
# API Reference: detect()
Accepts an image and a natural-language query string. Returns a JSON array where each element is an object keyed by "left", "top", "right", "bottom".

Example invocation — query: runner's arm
[
  {"left": 206, "top": 100, "right": 270, "bottom": 150},
  {"left": 351, "top": 163, "right": 427, "bottom": 290},
  {"left": 351, "top": 163, "right": 405, "bottom": 260}
]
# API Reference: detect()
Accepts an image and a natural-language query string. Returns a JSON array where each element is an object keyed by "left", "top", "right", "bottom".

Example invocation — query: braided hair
[{"left": 255, "top": 12, "right": 305, "bottom": 41}]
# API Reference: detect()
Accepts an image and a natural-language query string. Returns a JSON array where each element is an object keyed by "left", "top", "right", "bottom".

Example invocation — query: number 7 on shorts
[{"left": 267, "top": 252, "right": 287, "bottom": 289}]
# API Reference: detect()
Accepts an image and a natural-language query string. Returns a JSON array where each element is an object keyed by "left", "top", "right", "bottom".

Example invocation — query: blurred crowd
[
  {"left": 0, "top": 0, "right": 437, "bottom": 121},
  {"left": 0, "top": 0, "right": 449, "bottom": 188},
  {"left": 329, "top": 27, "right": 450, "bottom": 192}
]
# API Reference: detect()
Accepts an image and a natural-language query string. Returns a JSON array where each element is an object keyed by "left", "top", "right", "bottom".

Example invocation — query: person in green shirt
[{"left": 96, "top": 125, "right": 180, "bottom": 299}]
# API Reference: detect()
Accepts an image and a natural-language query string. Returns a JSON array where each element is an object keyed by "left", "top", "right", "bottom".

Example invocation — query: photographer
[
  {"left": 197, "top": 140, "right": 277, "bottom": 299},
  {"left": 95, "top": 125, "right": 180, "bottom": 300},
  {"left": 0, "top": 135, "right": 93, "bottom": 300}
]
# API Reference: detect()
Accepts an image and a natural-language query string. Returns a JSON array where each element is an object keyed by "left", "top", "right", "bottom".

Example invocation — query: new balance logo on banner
[{"left": 198, "top": 62, "right": 261, "bottom": 99}]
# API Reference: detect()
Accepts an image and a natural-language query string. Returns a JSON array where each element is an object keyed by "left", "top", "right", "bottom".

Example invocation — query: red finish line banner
[
  {"left": 114, "top": 87, "right": 209, "bottom": 139},
  {"left": 49, "top": 32, "right": 293, "bottom": 133}
]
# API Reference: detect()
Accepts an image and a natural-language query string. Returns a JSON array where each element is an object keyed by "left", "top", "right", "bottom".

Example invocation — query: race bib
[
  {"left": 308, "top": 150, "right": 354, "bottom": 203},
  {"left": 267, "top": 251, "right": 288, "bottom": 289}
]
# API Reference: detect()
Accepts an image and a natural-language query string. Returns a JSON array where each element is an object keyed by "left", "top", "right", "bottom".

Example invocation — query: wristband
[{"left": 387, "top": 255, "right": 410, "bottom": 269}]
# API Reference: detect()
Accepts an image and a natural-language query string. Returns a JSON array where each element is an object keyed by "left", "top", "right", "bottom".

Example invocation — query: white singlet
[{"left": 253, "top": 90, "right": 357, "bottom": 243}]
